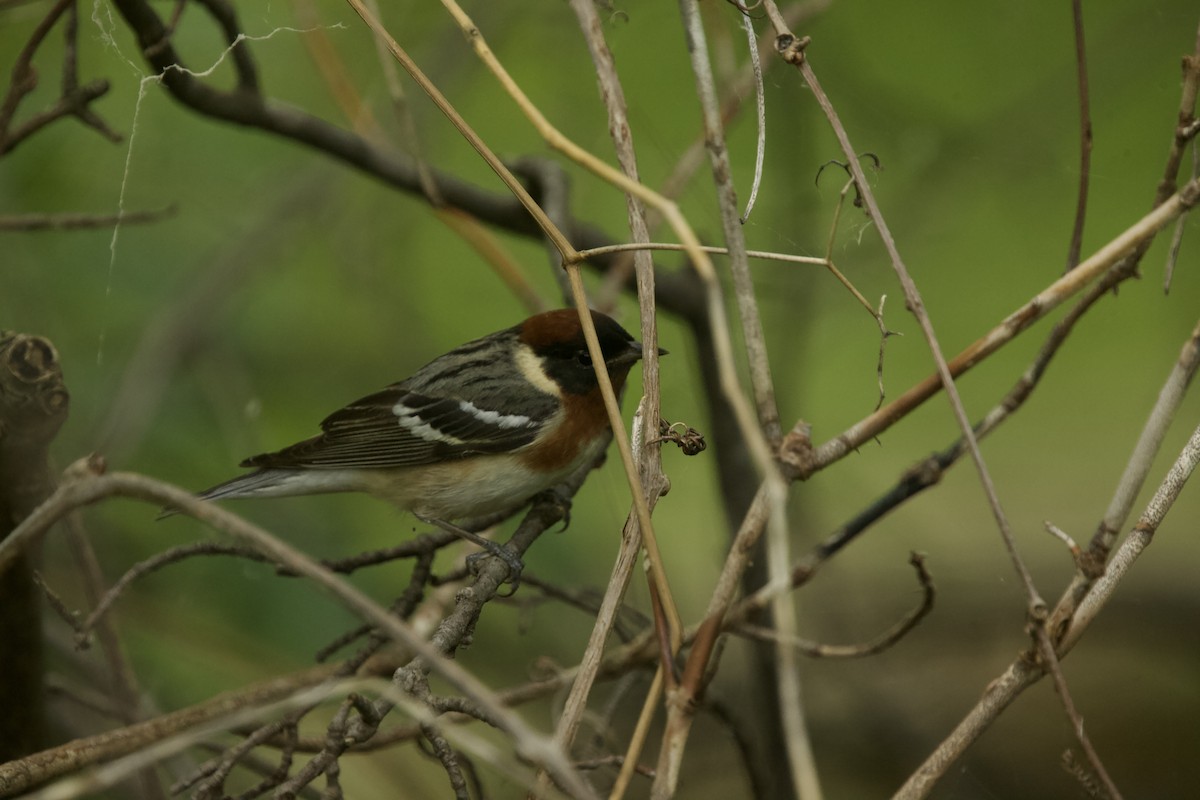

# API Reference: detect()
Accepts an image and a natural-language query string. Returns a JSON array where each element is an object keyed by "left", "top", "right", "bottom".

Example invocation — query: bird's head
[{"left": 518, "top": 309, "right": 660, "bottom": 396}]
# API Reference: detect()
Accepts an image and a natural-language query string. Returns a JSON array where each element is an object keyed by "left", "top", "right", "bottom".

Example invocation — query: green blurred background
[{"left": 3, "top": 1, "right": 1198, "bottom": 797}]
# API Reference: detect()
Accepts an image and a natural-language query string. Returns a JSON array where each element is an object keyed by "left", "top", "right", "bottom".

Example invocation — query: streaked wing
[{"left": 241, "top": 386, "right": 554, "bottom": 470}]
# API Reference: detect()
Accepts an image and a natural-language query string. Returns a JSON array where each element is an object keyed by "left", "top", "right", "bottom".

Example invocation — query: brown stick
[{"left": 0, "top": 332, "right": 69, "bottom": 761}]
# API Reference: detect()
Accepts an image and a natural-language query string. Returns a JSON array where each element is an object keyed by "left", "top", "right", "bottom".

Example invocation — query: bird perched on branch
[{"left": 178, "top": 309, "right": 653, "bottom": 529}]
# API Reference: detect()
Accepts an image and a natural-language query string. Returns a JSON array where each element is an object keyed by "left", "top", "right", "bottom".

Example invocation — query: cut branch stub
[
  {"left": 0, "top": 332, "right": 69, "bottom": 511},
  {"left": 0, "top": 331, "right": 69, "bottom": 761}
]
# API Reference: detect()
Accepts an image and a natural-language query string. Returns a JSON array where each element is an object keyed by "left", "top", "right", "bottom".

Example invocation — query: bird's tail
[{"left": 157, "top": 469, "right": 352, "bottom": 519}]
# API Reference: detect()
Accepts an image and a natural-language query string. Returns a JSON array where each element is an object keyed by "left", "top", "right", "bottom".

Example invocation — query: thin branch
[
  {"left": 541, "top": 17, "right": 666, "bottom": 789},
  {"left": 77, "top": 541, "right": 268, "bottom": 643},
  {"left": 763, "top": 18, "right": 1177, "bottom": 800},
  {"left": 1031, "top": 625, "right": 1123, "bottom": 800},
  {"left": 367, "top": 0, "right": 786, "bottom": 586},
  {"left": 567, "top": 264, "right": 683, "bottom": 632},
  {"left": 738, "top": 12, "right": 766, "bottom": 224},
  {"left": 771, "top": 10, "right": 1045, "bottom": 613},
  {"left": 734, "top": 553, "right": 934, "bottom": 659},
  {"left": 580, "top": 240, "right": 823, "bottom": 266},
  {"left": 343, "top": 0, "right": 684, "bottom": 677},
  {"left": 1153, "top": 34, "right": 1200, "bottom": 208},
  {"left": 0, "top": 0, "right": 73, "bottom": 136},
  {"left": 0, "top": 660, "right": 359, "bottom": 796},
  {"left": 1163, "top": 136, "right": 1197, "bottom": 293},
  {"left": 1048, "top": 315, "right": 1200, "bottom": 637},
  {"left": 650, "top": 4, "right": 799, "bottom": 796},
  {"left": 1063, "top": 420, "right": 1200, "bottom": 651},
  {"left": 0, "top": 206, "right": 175, "bottom": 231},
  {"left": 1065, "top": 0, "right": 1093, "bottom": 272},
  {"left": 894, "top": 318, "right": 1200, "bottom": 799},
  {"left": 1043, "top": 522, "right": 1083, "bottom": 567},
  {"left": 741, "top": 253, "right": 1138, "bottom": 625},
  {"left": 0, "top": 465, "right": 597, "bottom": 799},
  {"left": 896, "top": 418, "right": 1200, "bottom": 800},
  {"left": 805, "top": 174, "right": 1200, "bottom": 476},
  {"left": 0, "top": 0, "right": 121, "bottom": 155},
  {"left": 678, "top": 0, "right": 782, "bottom": 447}
]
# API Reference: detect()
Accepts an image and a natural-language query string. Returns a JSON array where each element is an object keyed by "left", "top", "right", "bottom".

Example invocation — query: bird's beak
[{"left": 611, "top": 340, "right": 665, "bottom": 368}]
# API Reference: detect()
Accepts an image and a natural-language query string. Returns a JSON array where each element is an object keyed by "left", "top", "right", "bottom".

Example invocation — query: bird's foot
[
  {"left": 533, "top": 485, "right": 573, "bottom": 531},
  {"left": 416, "top": 514, "right": 523, "bottom": 592}
]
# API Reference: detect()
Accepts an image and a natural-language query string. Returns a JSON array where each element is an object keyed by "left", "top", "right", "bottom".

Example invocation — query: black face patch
[
  {"left": 539, "top": 347, "right": 605, "bottom": 395},
  {"left": 535, "top": 319, "right": 642, "bottom": 396}
]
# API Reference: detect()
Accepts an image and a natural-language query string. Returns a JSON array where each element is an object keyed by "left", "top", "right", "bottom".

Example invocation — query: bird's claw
[
  {"left": 534, "top": 486, "right": 573, "bottom": 531},
  {"left": 466, "top": 545, "right": 523, "bottom": 595}
]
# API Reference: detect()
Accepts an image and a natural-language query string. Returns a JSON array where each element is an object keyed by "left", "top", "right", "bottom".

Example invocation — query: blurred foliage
[{"left": 2, "top": 0, "right": 1199, "bottom": 798}]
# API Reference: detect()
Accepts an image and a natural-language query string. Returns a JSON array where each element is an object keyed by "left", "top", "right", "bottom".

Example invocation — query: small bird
[{"left": 184, "top": 309, "right": 651, "bottom": 527}]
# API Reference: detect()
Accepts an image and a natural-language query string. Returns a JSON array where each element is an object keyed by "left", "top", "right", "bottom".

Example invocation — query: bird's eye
[{"left": 577, "top": 350, "right": 593, "bottom": 367}]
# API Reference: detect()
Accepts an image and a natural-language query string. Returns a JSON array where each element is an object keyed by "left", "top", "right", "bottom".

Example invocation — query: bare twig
[
  {"left": 895, "top": 319, "right": 1200, "bottom": 798},
  {"left": 678, "top": 0, "right": 781, "bottom": 447},
  {"left": 806, "top": 175, "right": 1200, "bottom": 475},
  {"left": 1063, "top": 420, "right": 1200, "bottom": 651},
  {"left": 1163, "top": 136, "right": 1197, "bottom": 293},
  {"left": 581, "top": 241, "right": 823, "bottom": 266},
  {"left": 897, "top": 419, "right": 1200, "bottom": 800},
  {"left": 1043, "top": 522, "right": 1083, "bottom": 567},
  {"left": 734, "top": 553, "right": 934, "bottom": 659},
  {"left": 343, "top": 0, "right": 684, "bottom": 670},
  {"left": 1031, "top": 624, "right": 1123, "bottom": 800},
  {"left": 0, "top": 660, "right": 362, "bottom": 796},
  {"left": 0, "top": 206, "right": 174, "bottom": 231},
  {"left": 540, "top": 20, "right": 669, "bottom": 794},
  {"left": 761, "top": 14, "right": 1184, "bottom": 797},
  {"left": 1065, "top": 0, "right": 1093, "bottom": 272},
  {"left": 777, "top": 16, "right": 1044, "bottom": 610},
  {"left": 745, "top": 254, "right": 1139, "bottom": 625},
  {"left": 0, "top": 466, "right": 596, "bottom": 798},
  {"left": 738, "top": 12, "right": 766, "bottom": 224},
  {"left": 647, "top": 5, "right": 800, "bottom": 797},
  {"left": 0, "top": 0, "right": 119, "bottom": 155},
  {"left": 77, "top": 541, "right": 266, "bottom": 643},
  {"left": 1048, "top": 315, "right": 1200, "bottom": 637}
]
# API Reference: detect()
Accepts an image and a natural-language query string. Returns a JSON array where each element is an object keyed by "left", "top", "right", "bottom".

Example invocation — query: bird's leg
[
  {"left": 414, "top": 514, "right": 523, "bottom": 587},
  {"left": 530, "top": 485, "right": 573, "bottom": 531}
]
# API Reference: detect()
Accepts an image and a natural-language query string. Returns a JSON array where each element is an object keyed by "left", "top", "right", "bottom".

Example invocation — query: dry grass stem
[
  {"left": 540, "top": 9, "right": 676, "bottom": 795},
  {"left": 343, "top": 0, "right": 681, "bottom": 674},
  {"left": 420, "top": 0, "right": 783, "bottom": 522},
  {"left": 738, "top": 12, "right": 766, "bottom": 224}
]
